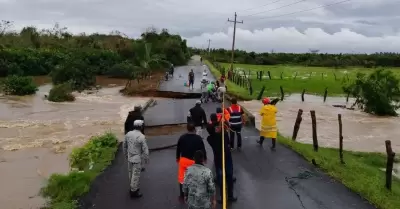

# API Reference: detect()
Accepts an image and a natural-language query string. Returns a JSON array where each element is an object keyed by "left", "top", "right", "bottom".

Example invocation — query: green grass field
[
  {"left": 219, "top": 63, "right": 400, "bottom": 97},
  {"left": 279, "top": 136, "right": 400, "bottom": 209}
]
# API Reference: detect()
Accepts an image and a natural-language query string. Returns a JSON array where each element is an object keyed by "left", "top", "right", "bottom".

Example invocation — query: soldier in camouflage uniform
[
  {"left": 123, "top": 120, "right": 149, "bottom": 198},
  {"left": 183, "top": 150, "right": 216, "bottom": 209}
]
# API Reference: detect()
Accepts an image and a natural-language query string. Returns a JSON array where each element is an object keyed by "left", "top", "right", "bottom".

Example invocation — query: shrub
[
  {"left": 1, "top": 75, "right": 38, "bottom": 95},
  {"left": 343, "top": 69, "right": 400, "bottom": 116},
  {"left": 106, "top": 61, "right": 134, "bottom": 78},
  {"left": 48, "top": 83, "right": 75, "bottom": 102},
  {"left": 51, "top": 58, "right": 96, "bottom": 92},
  {"left": 41, "top": 132, "right": 118, "bottom": 208}
]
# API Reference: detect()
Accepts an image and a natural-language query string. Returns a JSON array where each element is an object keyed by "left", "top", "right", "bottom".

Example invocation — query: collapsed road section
[{"left": 79, "top": 56, "right": 376, "bottom": 209}]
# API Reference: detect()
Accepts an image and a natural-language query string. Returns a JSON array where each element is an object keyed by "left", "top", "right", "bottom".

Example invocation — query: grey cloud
[{"left": 1, "top": 0, "right": 400, "bottom": 52}]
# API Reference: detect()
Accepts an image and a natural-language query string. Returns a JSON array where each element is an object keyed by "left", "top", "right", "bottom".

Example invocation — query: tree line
[
  {"left": 0, "top": 20, "right": 191, "bottom": 99},
  {"left": 191, "top": 48, "right": 400, "bottom": 68}
]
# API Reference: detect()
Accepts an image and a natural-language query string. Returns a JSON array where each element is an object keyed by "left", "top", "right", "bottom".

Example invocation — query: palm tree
[{"left": 125, "top": 42, "right": 170, "bottom": 88}]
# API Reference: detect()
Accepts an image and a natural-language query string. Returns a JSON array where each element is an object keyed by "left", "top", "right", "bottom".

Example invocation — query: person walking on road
[
  {"left": 206, "top": 113, "right": 237, "bottom": 203},
  {"left": 188, "top": 101, "right": 208, "bottom": 137},
  {"left": 200, "top": 79, "right": 209, "bottom": 103},
  {"left": 176, "top": 123, "right": 208, "bottom": 202},
  {"left": 227, "top": 98, "right": 245, "bottom": 150},
  {"left": 124, "top": 105, "right": 145, "bottom": 135},
  {"left": 183, "top": 150, "right": 216, "bottom": 209},
  {"left": 257, "top": 98, "right": 278, "bottom": 150},
  {"left": 123, "top": 120, "right": 149, "bottom": 198},
  {"left": 188, "top": 69, "right": 195, "bottom": 90}
]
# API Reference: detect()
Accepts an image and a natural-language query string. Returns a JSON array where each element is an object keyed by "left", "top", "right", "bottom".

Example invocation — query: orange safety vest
[
  {"left": 216, "top": 113, "right": 230, "bottom": 130},
  {"left": 228, "top": 105, "right": 242, "bottom": 126},
  {"left": 217, "top": 109, "right": 230, "bottom": 121}
]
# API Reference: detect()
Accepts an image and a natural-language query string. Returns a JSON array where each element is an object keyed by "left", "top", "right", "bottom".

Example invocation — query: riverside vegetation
[
  {"left": 0, "top": 20, "right": 191, "bottom": 100},
  {"left": 40, "top": 132, "right": 119, "bottom": 209}
]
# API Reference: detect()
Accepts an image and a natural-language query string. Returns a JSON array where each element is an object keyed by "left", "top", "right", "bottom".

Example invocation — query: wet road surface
[
  {"left": 81, "top": 57, "right": 375, "bottom": 209},
  {"left": 81, "top": 127, "right": 375, "bottom": 209},
  {"left": 143, "top": 98, "right": 217, "bottom": 127},
  {"left": 158, "top": 61, "right": 215, "bottom": 94}
]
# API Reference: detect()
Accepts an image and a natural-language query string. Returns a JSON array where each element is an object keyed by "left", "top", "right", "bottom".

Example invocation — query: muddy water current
[
  {"left": 241, "top": 94, "right": 400, "bottom": 153},
  {"left": 0, "top": 81, "right": 150, "bottom": 209}
]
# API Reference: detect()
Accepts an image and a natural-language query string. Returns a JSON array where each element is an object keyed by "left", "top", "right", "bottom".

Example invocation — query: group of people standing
[{"left": 122, "top": 95, "right": 279, "bottom": 209}]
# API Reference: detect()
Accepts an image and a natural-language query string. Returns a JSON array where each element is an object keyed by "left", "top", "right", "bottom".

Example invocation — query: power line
[
  {"left": 247, "top": 0, "right": 351, "bottom": 22},
  {"left": 236, "top": 0, "right": 285, "bottom": 13},
  {"left": 241, "top": 0, "right": 307, "bottom": 18}
]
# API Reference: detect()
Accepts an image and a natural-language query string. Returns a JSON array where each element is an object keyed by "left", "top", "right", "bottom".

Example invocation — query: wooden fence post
[
  {"left": 259, "top": 71, "right": 263, "bottom": 81},
  {"left": 280, "top": 86, "right": 284, "bottom": 101},
  {"left": 323, "top": 88, "right": 328, "bottom": 102},
  {"left": 333, "top": 72, "right": 337, "bottom": 81},
  {"left": 280, "top": 72, "right": 283, "bottom": 80},
  {"left": 267, "top": 71, "right": 272, "bottom": 80},
  {"left": 338, "top": 114, "right": 344, "bottom": 164},
  {"left": 292, "top": 109, "right": 303, "bottom": 141},
  {"left": 385, "top": 140, "right": 396, "bottom": 191},
  {"left": 256, "top": 71, "right": 259, "bottom": 80},
  {"left": 257, "top": 86, "right": 266, "bottom": 100},
  {"left": 249, "top": 79, "right": 253, "bottom": 95},
  {"left": 310, "top": 110, "right": 318, "bottom": 152},
  {"left": 301, "top": 89, "right": 305, "bottom": 102}
]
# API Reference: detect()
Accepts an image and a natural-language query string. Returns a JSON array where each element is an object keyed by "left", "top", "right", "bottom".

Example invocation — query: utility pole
[
  {"left": 207, "top": 39, "right": 211, "bottom": 55},
  {"left": 228, "top": 12, "right": 243, "bottom": 71}
]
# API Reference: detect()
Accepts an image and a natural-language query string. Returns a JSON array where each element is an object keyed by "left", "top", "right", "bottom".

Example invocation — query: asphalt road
[
  {"left": 79, "top": 56, "right": 376, "bottom": 209},
  {"left": 158, "top": 57, "right": 216, "bottom": 94}
]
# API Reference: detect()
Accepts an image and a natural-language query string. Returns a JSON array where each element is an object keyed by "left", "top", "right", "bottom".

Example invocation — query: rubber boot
[
  {"left": 257, "top": 136, "right": 264, "bottom": 145},
  {"left": 130, "top": 189, "right": 143, "bottom": 198},
  {"left": 271, "top": 138, "right": 276, "bottom": 151}
]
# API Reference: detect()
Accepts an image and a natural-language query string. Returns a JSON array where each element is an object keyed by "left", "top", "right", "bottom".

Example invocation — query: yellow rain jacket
[{"left": 259, "top": 104, "right": 278, "bottom": 138}]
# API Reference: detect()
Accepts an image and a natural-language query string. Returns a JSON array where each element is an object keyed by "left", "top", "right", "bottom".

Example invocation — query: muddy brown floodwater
[
  {"left": 240, "top": 94, "right": 400, "bottom": 153},
  {"left": 0, "top": 77, "right": 151, "bottom": 209}
]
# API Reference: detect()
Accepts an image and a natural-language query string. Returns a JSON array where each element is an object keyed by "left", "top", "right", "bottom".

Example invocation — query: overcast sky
[{"left": 1, "top": 0, "right": 400, "bottom": 53}]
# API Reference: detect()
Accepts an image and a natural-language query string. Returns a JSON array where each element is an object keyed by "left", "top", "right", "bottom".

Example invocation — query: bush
[
  {"left": 48, "top": 83, "right": 75, "bottom": 102},
  {"left": 106, "top": 61, "right": 134, "bottom": 78},
  {"left": 343, "top": 69, "right": 400, "bottom": 116},
  {"left": 40, "top": 132, "right": 119, "bottom": 208},
  {"left": 51, "top": 58, "right": 96, "bottom": 92},
  {"left": 1, "top": 75, "right": 38, "bottom": 95}
]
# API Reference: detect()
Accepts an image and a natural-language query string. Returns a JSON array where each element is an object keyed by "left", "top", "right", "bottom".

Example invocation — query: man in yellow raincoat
[{"left": 257, "top": 97, "right": 278, "bottom": 150}]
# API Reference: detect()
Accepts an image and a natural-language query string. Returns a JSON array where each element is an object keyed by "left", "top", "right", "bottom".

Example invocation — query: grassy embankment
[
  {"left": 207, "top": 60, "right": 400, "bottom": 209},
  {"left": 219, "top": 63, "right": 400, "bottom": 98},
  {"left": 278, "top": 136, "right": 400, "bottom": 209},
  {"left": 205, "top": 60, "right": 253, "bottom": 100},
  {"left": 40, "top": 132, "right": 119, "bottom": 209}
]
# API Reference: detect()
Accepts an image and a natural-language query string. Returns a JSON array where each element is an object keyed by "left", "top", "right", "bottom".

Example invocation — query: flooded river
[
  {"left": 0, "top": 77, "right": 150, "bottom": 209},
  {"left": 241, "top": 94, "right": 400, "bottom": 153},
  {"left": 1, "top": 76, "right": 399, "bottom": 208}
]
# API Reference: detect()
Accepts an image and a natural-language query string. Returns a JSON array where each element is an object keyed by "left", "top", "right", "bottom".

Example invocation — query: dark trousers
[
  {"left": 259, "top": 136, "right": 276, "bottom": 147},
  {"left": 189, "top": 79, "right": 194, "bottom": 88},
  {"left": 215, "top": 164, "right": 234, "bottom": 198},
  {"left": 230, "top": 126, "right": 242, "bottom": 148}
]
